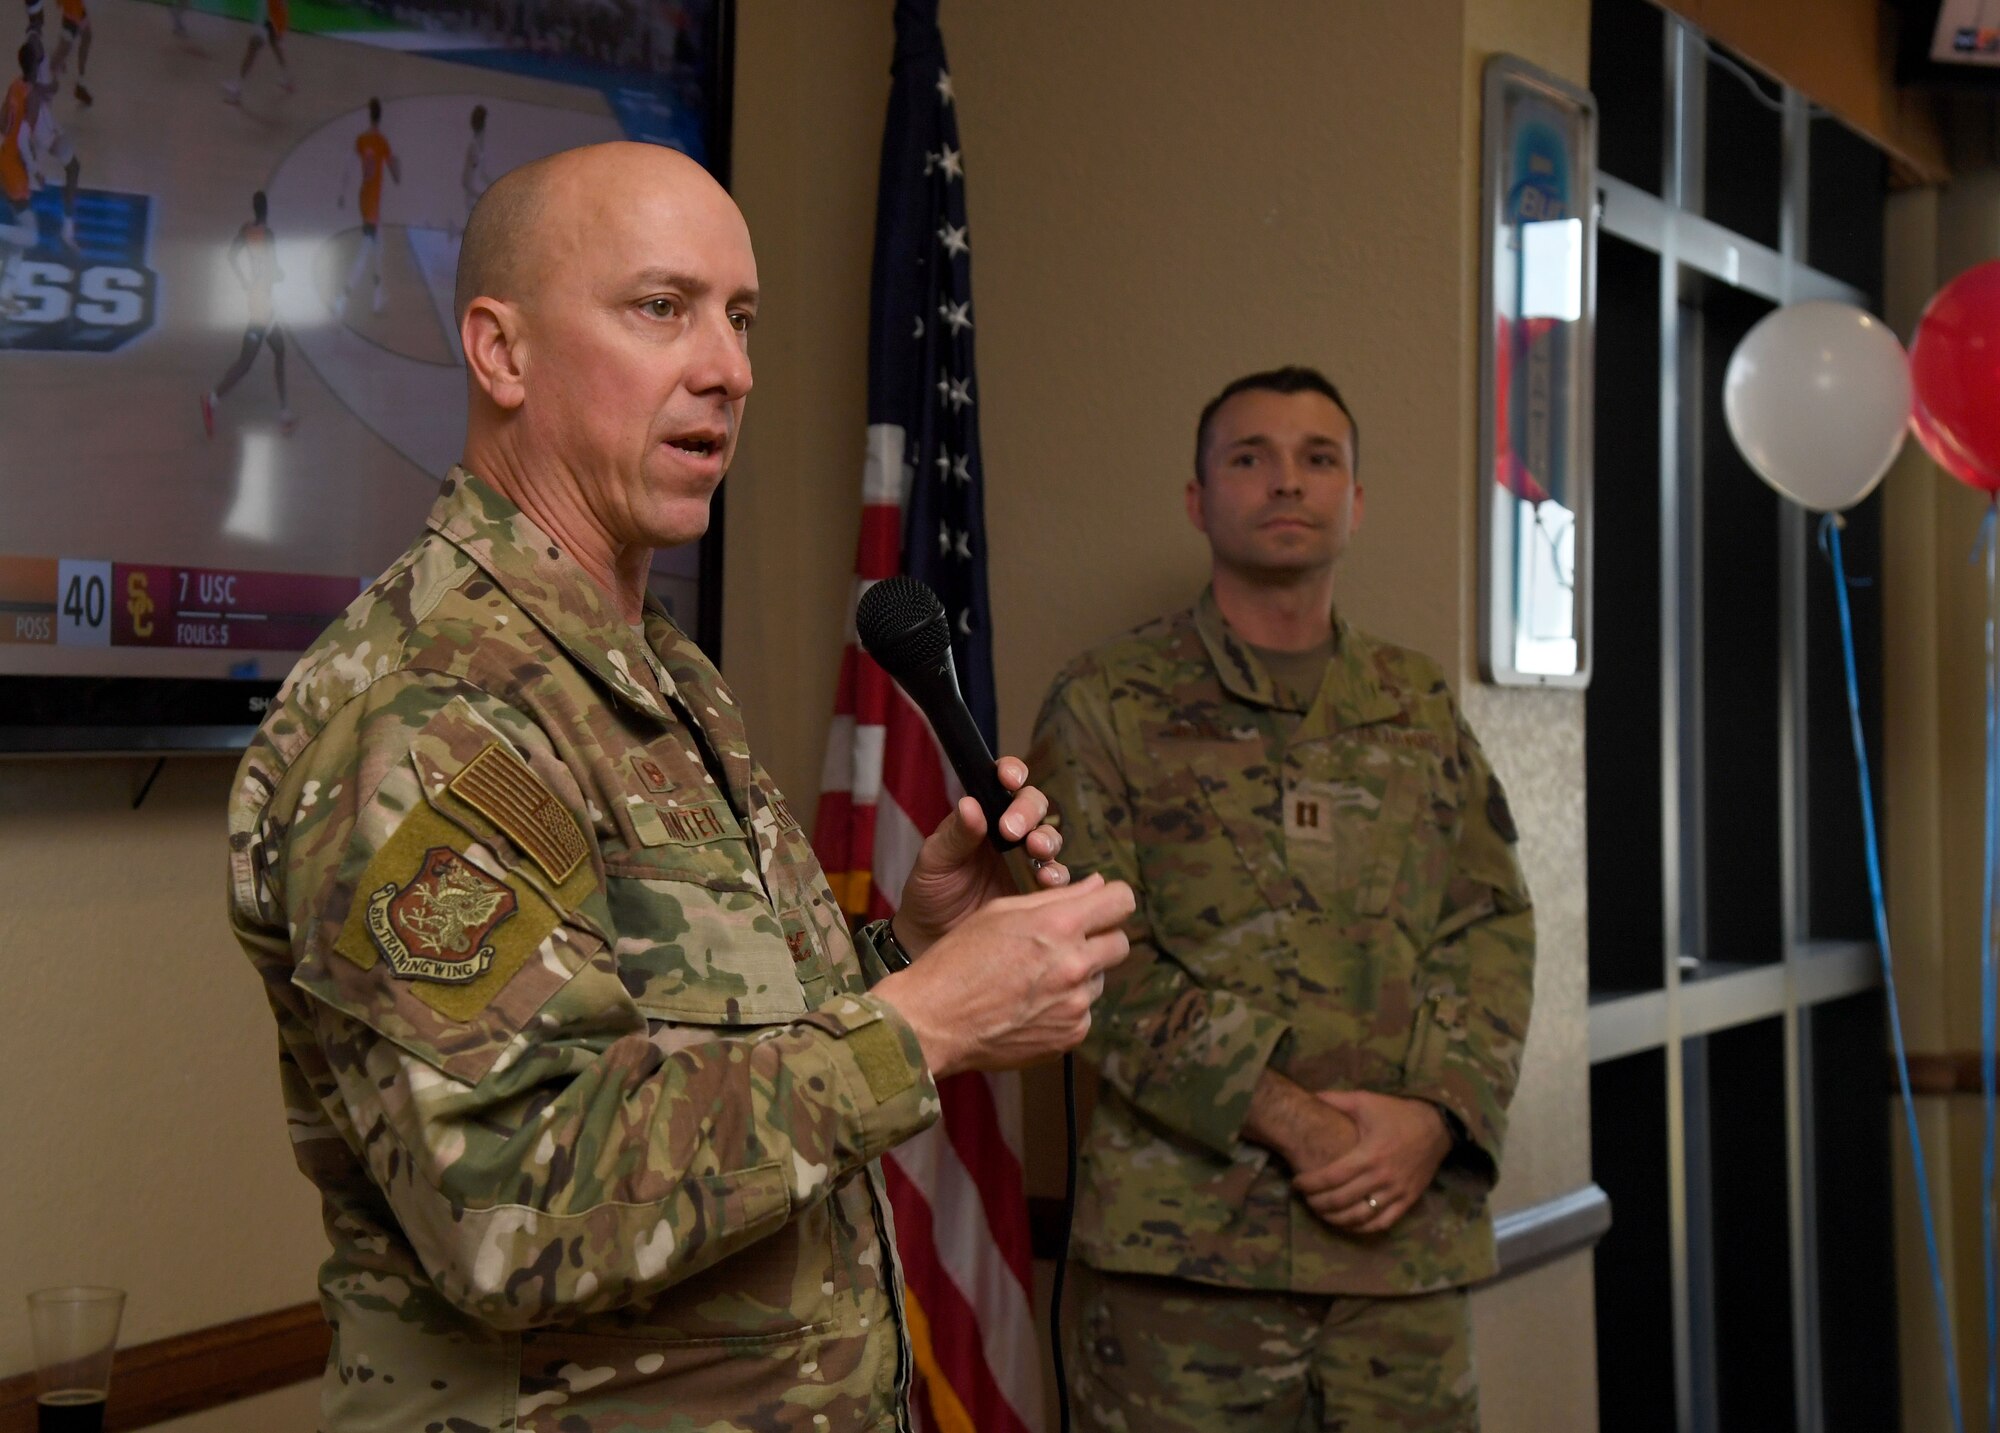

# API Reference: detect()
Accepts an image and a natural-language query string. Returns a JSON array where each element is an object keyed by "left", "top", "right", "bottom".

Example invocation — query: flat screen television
[
  {"left": 0, "top": 0, "right": 732, "bottom": 753},
  {"left": 1899, "top": 0, "right": 2000, "bottom": 86}
]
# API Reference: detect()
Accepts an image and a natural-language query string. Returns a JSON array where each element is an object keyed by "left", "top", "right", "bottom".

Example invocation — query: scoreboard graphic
[
  {"left": 0, "top": 555, "right": 362, "bottom": 654},
  {"left": 0, "top": 188, "right": 159, "bottom": 353}
]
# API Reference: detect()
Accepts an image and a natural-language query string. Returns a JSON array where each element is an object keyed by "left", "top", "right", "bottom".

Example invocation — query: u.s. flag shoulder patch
[{"left": 447, "top": 742, "right": 589, "bottom": 885}]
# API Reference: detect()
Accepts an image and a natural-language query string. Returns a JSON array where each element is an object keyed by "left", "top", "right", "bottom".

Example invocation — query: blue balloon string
[
  {"left": 1980, "top": 501, "right": 2000, "bottom": 1433},
  {"left": 1825, "top": 512, "right": 1965, "bottom": 1433}
]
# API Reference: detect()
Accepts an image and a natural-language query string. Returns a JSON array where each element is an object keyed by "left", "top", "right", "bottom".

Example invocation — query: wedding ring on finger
[{"left": 1366, "top": 1195, "right": 1381, "bottom": 1213}]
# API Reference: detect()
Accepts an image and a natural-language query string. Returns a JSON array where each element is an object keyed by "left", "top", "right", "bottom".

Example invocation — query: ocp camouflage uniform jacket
[
  {"left": 227, "top": 470, "right": 938, "bottom": 1432},
  {"left": 1029, "top": 591, "right": 1534, "bottom": 1296}
]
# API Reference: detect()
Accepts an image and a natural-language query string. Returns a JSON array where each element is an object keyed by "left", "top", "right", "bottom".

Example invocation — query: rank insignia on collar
[{"left": 366, "top": 846, "right": 520, "bottom": 984}]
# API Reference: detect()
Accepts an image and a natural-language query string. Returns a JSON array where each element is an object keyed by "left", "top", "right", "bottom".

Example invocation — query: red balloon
[
  {"left": 1910, "top": 260, "right": 2000, "bottom": 494},
  {"left": 1914, "top": 392, "right": 2000, "bottom": 493}
]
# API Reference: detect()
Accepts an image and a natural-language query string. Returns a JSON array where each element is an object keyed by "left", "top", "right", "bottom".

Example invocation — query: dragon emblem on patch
[{"left": 366, "top": 846, "right": 519, "bottom": 984}]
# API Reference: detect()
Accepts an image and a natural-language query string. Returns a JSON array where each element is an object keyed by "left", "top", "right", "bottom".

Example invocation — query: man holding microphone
[{"left": 227, "top": 141, "right": 1132, "bottom": 1432}]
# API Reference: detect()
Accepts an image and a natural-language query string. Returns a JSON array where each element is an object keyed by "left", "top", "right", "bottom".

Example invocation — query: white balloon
[{"left": 1722, "top": 300, "right": 1913, "bottom": 513}]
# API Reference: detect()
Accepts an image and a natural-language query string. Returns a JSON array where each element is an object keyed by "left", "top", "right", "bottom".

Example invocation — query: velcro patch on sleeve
[
  {"left": 448, "top": 742, "right": 589, "bottom": 884},
  {"left": 845, "top": 1018, "right": 918, "bottom": 1104},
  {"left": 334, "top": 803, "right": 564, "bottom": 1023}
]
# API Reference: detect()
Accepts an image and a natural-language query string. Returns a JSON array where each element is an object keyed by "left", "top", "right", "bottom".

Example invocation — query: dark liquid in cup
[{"left": 37, "top": 1390, "right": 106, "bottom": 1433}]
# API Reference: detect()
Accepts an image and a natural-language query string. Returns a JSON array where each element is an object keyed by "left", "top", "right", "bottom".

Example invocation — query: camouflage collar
[
  {"left": 1192, "top": 587, "right": 1403, "bottom": 732},
  {"left": 427, "top": 468, "right": 677, "bottom": 726}
]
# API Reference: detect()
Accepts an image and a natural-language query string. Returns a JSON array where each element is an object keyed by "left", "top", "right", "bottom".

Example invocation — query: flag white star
[
  {"left": 938, "top": 223, "right": 969, "bottom": 257},
  {"left": 939, "top": 521, "right": 952, "bottom": 557},
  {"left": 946, "top": 376, "right": 974, "bottom": 411},
  {"left": 939, "top": 299, "right": 972, "bottom": 335},
  {"left": 954, "top": 531, "right": 973, "bottom": 560},
  {"left": 937, "top": 375, "right": 953, "bottom": 406},
  {"left": 952, "top": 454, "right": 971, "bottom": 484},
  {"left": 957, "top": 609, "right": 973, "bottom": 636},
  {"left": 913, "top": 315, "right": 925, "bottom": 339},
  {"left": 938, "top": 146, "right": 963, "bottom": 182},
  {"left": 923, "top": 150, "right": 939, "bottom": 176},
  {"left": 935, "top": 449, "right": 952, "bottom": 478},
  {"left": 936, "top": 69, "right": 954, "bottom": 105}
]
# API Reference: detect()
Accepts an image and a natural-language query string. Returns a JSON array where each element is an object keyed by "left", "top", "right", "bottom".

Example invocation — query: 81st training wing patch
[
  {"left": 335, "top": 803, "right": 566, "bottom": 1023},
  {"left": 366, "top": 846, "right": 518, "bottom": 984}
]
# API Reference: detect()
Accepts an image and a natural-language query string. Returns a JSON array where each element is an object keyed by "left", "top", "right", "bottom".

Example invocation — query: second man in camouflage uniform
[{"left": 1030, "top": 366, "right": 1535, "bottom": 1432}]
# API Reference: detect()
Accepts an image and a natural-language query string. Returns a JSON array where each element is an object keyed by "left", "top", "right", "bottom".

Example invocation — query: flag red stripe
[
  {"left": 881, "top": 692, "right": 953, "bottom": 830},
  {"left": 815, "top": 788, "right": 856, "bottom": 873},
  {"left": 936, "top": 1073, "right": 1035, "bottom": 1296},
  {"left": 882, "top": 1157, "right": 1036, "bottom": 1433},
  {"left": 832, "top": 643, "right": 861, "bottom": 715},
  {"left": 858, "top": 504, "right": 905, "bottom": 580},
  {"left": 854, "top": 654, "right": 899, "bottom": 727}
]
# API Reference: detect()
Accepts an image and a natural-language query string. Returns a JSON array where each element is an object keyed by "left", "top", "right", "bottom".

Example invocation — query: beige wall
[
  {"left": 0, "top": 759, "right": 327, "bottom": 1386},
  {"left": 721, "top": 1, "right": 893, "bottom": 800}
]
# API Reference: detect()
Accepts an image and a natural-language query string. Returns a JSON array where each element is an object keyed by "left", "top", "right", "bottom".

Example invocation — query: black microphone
[{"left": 855, "top": 576, "right": 1022, "bottom": 852}]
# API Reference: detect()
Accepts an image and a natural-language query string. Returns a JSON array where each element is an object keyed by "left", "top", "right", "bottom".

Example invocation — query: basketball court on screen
[{"left": 1, "top": 0, "right": 622, "bottom": 677}]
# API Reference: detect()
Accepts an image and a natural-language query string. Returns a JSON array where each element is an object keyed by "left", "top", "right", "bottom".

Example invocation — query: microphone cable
[{"left": 1049, "top": 1050, "right": 1078, "bottom": 1433}]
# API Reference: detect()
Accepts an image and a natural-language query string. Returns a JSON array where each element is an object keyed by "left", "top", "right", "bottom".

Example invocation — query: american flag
[{"left": 811, "top": 2, "right": 1041, "bottom": 1430}]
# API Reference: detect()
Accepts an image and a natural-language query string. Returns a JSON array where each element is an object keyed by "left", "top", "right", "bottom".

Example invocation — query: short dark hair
[
  {"left": 1194, "top": 365, "right": 1359, "bottom": 482},
  {"left": 368, "top": 96, "right": 382, "bottom": 124},
  {"left": 252, "top": 190, "right": 268, "bottom": 222},
  {"left": 16, "top": 39, "right": 33, "bottom": 78}
]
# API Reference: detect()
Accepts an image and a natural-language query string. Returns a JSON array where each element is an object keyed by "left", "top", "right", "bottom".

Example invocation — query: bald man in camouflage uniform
[
  {"left": 1030, "top": 366, "right": 1534, "bottom": 1432},
  {"left": 227, "top": 142, "right": 1133, "bottom": 1433}
]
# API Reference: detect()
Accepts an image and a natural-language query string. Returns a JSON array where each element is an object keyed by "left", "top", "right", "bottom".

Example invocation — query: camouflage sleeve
[
  {"left": 1399, "top": 705, "right": 1535, "bottom": 1180},
  {"left": 1029, "top": 665, "right": 1291, "bottom": 1160},
  {"left": 268, "top": 672, "right": 939, "bottom": 1331}
]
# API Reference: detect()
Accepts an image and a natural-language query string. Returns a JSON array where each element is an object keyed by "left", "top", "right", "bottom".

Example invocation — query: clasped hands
[
  {"left": 1252, "top": 1071, "right": 1455, "bottom": 1238},
  {"left": 1291, "top": 1088, "right": 1455, "bottom": 1237}
]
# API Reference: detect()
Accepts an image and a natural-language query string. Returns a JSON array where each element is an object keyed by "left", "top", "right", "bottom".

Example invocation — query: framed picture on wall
[
  {"left": 1478, "top": 53, "right": 1597, "bottom": 688},
  {"left": 0, "top": 0, "right": 734, "bottom": 751}
]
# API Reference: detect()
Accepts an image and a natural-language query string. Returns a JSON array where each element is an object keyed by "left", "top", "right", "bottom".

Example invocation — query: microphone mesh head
[{"left": 856, "top": 576, "right": 951, "bottom": 677}]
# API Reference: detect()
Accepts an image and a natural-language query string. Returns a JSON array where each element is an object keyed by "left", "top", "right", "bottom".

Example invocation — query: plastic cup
[{"left": 27, "top": 1287, "right": 124, "bottom": 1433}]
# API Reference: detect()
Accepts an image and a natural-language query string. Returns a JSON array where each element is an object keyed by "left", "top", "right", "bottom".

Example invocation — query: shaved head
[
  {"left": 455, "top": 141, "right": 759, "bottom": 599},
  {"left": 454, "top": 155, "right": 552, "bottom": 321},
  {"left": 453, "top": 143, "right": 735, "bottom": 321}
]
